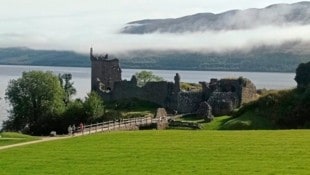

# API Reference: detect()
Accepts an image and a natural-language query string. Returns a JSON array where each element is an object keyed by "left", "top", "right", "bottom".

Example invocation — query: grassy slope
[
  {"left": 0, "top": 132, "right": 39, "bottom": 146},
  {"left": 233, "top": 88, "right": 310, "bottom": 129},
  {"left": 180, "top": 115, "right": 273, "bottom": 130},
  {"left": 200, "top": 116, "right": 231, "bottom": 130},
  {"left": 0, "top": 130, "right": 309, "bottom": 175}
]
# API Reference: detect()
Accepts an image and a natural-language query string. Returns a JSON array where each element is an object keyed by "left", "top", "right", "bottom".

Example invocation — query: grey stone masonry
[{"left": 90, "top": 49, "right": 257, "bottom": 116}]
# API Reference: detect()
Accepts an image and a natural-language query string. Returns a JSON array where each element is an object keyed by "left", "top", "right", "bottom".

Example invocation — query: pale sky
[{"left": 0, "top": 0, "right": 308, "bottom": 53}]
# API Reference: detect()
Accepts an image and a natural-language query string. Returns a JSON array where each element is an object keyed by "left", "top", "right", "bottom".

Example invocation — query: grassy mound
[
  {"left": 178, "top": 114, "right": 273, "bottom": 130},
  {"left": 0, "top": 130, "right": 309, "bottom": 174},
  {"left": 234, "top": 88, "right": 310, "bottom": 129},
  {"left": 200, "top": 116, "right": 231, "bottom": 130},
  {"left": 221, "top": 112, "right": 274, "bottom": 130}
]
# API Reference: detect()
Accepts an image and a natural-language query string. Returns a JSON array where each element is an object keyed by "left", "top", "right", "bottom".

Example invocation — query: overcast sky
[{"left": 0, "top": 0, "right": 308, "bottom": 53}]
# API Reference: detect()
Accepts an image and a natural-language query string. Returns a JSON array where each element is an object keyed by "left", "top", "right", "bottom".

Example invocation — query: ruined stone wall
[
  {"left": 239, "top": 78, "right": 257, "bottom": 104},
  {"left": 217, "top": 78, "right": 257, "bottom": 105},
  {"left": 91, "top": 59, "right": 121, "bottom": 91},
  {"left": 140, "top": 81, "right": 171, "bottom": 106},
  {"left": 112, "top": 80, "right": 141, "bottom": 100},
  {"left": 90, "top": 48, "right": 121, "bottom": 92},
  {"left": 177, "top": 91, "right": 204, "bottom": 113},
  {"left": 207, "top": 92, "right": 239, "bottom": 116},
  {"left": 218, "top": 79, "right": 242, "bottom": 101},
  {"left": 102, "top": 75, "right": 256, "bottom": 115},
  {"left": 90, "top": 49, "right": 257, "bottom": 116},
  {"left": 111, "top": 80, "right": 177, "bottom": 107}
]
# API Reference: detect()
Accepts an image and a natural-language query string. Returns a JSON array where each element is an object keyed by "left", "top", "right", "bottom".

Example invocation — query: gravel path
[{"left": 0, "top": 131, "right": 91, "bottom": 150}]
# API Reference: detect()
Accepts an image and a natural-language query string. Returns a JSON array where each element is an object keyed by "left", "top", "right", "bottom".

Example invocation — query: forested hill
[
  {"left": 0, "top": 46, "right": 309, "bottom": 72},
  {"left": 0, "top": 47, "right": 90, "bottom": 67},
  {"left": 120, "top": 48, "right": 309, "bottom": 72}
]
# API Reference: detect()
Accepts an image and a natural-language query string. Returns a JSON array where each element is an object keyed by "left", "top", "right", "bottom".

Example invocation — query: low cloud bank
[
  {"left": 1, "top": 25, "right": 309, "bottom": 54},
  {"left": 87, "top": 24, "right": 310, "bottom": 54}
]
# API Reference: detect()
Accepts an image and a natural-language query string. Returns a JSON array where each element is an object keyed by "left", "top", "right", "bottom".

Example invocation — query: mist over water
[
  {"left": 110, "top": 26, "right": 310, "bottom": 55},
  {"left": 1, "top": 1, "right": 309, "bottom": 54}
]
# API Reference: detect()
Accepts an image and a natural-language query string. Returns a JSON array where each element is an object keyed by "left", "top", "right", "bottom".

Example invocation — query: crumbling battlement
[
  {"left": 90, "top": 48, "right": 121, "bottom": 92},
  {"left": 90, "top": 49, "right": 257, "bottom": 116}
]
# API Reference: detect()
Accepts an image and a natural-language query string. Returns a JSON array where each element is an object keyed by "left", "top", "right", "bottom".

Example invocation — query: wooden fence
[{"left": 75, "top": 116, "right": 165, "bottom": 135}]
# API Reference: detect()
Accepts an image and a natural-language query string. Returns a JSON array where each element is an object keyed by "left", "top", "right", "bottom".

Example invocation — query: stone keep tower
[{"left": 90, "top": 48, "right": 121, "bottom": 92}]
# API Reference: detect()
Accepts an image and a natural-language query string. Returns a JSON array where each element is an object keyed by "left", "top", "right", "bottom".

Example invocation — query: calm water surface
[{"left": 0, "top": 65, "right": 296, "bottom": 128}]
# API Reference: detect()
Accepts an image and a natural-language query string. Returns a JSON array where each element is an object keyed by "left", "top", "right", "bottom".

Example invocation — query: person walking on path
[
  {"left": 68, "top": 125, "right": 72, "bottom": 136},
  {"left": 79, "top": 123, "right": 84, "bottom": 135},
  {"left": 72, "top": 124, "right": 76, "bottom": 136}
]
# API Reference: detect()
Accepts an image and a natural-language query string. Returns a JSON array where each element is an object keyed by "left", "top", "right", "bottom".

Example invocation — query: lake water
[{"left": 0, "top": 65, "right": 296, "bottom": 128}]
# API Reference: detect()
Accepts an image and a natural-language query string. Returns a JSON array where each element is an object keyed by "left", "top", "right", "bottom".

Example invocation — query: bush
[{"left": 295, "top": 61, "right": 310, "bottom": 89}]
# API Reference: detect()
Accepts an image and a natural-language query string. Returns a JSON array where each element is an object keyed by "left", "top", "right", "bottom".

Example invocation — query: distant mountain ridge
[
  {"left": 121, "top": 1, "right": 310, "bottom": 34},
  {"left": 1, "top": 41, "right": 309, "bottom": 72},
  {"left": 0, "top": 47, "right": 89, "bottom": 67}
]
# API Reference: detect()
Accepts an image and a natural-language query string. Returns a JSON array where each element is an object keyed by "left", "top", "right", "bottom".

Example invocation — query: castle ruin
[{"left": 90, "top": 48, "right": 257, "bottom": 116}]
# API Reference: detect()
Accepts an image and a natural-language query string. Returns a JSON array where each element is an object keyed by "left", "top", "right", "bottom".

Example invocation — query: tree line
[
  {"left": 3, "top": 71, "right": 104, "bottom": 135},
  {"left": 2, "top": 70, "right": 164, "bottom": 135}
]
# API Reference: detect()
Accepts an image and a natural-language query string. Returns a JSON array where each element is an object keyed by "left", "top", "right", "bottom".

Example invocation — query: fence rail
[{"left": 74, "top": 116, "right": 165, "bottom": 135}]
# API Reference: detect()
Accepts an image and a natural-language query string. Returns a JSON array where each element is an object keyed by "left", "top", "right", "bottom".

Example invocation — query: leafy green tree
[
  {"left": 4, "top": 71, "right": 65, "bottom": 134},
  {"left": 58, "top": 99, "right": 86, "bottom": 133},
  {"left": 295, "top": 61, "right": 310, "bottom": 89},
  {"left": 58, "top": 73, "right": 76, "bottom": 105},
  {"left": 83, "top": 91, "right": 104, "bottom": 122},
  {"left": 134, "top": 71, "right": 164, "bottom": 87}
]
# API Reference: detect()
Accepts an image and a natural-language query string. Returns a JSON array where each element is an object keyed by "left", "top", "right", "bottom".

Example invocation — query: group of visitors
[{"left": 67, "top": 123, "right": 84, "bottom": 136}]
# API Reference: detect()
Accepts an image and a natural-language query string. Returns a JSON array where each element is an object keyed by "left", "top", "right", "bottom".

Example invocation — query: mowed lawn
[
  {"left": 0, "top": 132, "right": 39, "bottom": 146},
  {"left": 0, "top": 130, "right": 309, "bottom": 175}
]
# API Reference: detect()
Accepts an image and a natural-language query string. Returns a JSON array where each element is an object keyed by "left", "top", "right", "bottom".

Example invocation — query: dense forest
[{"left": 0, "top": 46, "right": 309, "bottom": 72}]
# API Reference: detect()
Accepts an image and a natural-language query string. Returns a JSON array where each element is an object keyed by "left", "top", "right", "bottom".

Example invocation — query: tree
[
  {"left": 83, "top": 91, "right": 104, "bottom": 122},
  {"left": 295, "top": 61, "right": 310, "bottom": 89},
  {"left": 134, "top": 71, "right": 164, "bottom": 87},
  {"left": 4, "top": 71, "right": 65, "bottom": 134},
  {"left": 58, "top": 99, "right": 86, "bottom": 133},
  {"left": 58, "top": 73, "right": 76, "bottom": 105}
]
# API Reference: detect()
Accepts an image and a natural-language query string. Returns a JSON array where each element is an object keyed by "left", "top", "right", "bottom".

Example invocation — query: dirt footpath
[{"left": 0, "top": 131, "right": 89, "bottom": 150}]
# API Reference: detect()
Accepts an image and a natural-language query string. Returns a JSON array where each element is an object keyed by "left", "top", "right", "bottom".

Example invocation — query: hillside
[
  {"left": 0, "top": 47, "right": 89, "bottom": 67},
  {"left": 0, "top": 45, "right": 309, "bottom": 72},
  {"left": 231, "top": 88, "right": 310, "bottom": 129},
  {"left": 232, "top": 62, "right": 310, "bottom": 129},
  {"left": 121, "top": 1, "right": 310, "bottom": 34},
  {"left": 120, "top": 42, "right": 310, "bottom": 72}
]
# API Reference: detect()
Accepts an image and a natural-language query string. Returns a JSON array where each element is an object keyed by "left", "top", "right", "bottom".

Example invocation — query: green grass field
[
  {"left": 0, "top": 130, "right": 309, "bottom": 174},
  {"left": 0, "top": 132, "right": 39, "bottom": 146}
]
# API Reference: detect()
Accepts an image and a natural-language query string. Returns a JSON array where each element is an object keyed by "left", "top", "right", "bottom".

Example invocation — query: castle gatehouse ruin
[{"left": 90, "top": 48, "right": 257, "bottom": 116}]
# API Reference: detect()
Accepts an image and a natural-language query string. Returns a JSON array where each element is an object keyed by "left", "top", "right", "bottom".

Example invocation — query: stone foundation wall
[
  {"left": 207, "top": 92, "right": 239, "bottom": 116},
  {"left": 239, "top": 78, "right": 257, "bottom": 104},
  {"left": 177, "top": 91, "right": 204, "bottom": 113},
  {"left": 111, "top": 79, "right": 177, "bottom": 107}
]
